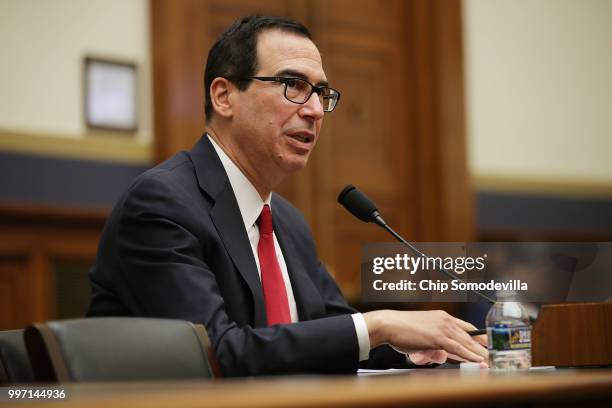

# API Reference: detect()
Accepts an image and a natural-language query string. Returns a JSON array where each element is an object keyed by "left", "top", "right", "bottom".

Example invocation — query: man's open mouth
[{"left": 287, "top": 132, "right": 314, "bottom": 143}]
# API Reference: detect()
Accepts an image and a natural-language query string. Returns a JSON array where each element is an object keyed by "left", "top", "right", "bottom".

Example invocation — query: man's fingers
[
  {"left": 408, "top": 352, "right": 431, "bottom": 365},
  {"left": 447, "top": 352, "right": 466, "bottom": 363},
  {"left": 466, "top": 337, "right": 488, "bottom": 361},
  {"left": 453, "top": 318, "right": 488, "bottom": 349},
  {"left": 452, "top": 325, "right": 489, "bottom": 361},
  {"left": 408, "top": 350, "right": 447, "bottom": 365},
  {"left": 441, "top": 338, "right": 485, "bottom": 363},
  {"left": 426, "top": 350, "right": 448, "bottom": 364},
  {"left": 473, "top": 334, "right": 488, "bottom": 347},
  {"left": 454, "top": 317, "right": 478, "bottom": 332}
]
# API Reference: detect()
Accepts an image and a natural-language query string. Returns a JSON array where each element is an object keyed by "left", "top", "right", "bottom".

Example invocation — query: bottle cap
[{"left": 495, "top": 290, "right": 517, "bottom": 301}]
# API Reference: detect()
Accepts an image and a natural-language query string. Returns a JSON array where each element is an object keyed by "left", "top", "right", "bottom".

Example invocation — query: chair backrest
[
  {"left": 25, "top": 317, "right": 221, "bottom": 382},
  {"left": 0, "top": 329, "right": 34, "bottom": 384}
]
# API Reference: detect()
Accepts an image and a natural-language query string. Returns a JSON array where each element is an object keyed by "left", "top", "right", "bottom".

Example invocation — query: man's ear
[{"left": 210, "top": 77, "right": 234, "bottom": 118}]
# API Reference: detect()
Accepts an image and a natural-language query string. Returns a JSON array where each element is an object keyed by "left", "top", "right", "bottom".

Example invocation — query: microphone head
[{"left": 337, "top": 184, "right": 379, "bottom": 223}]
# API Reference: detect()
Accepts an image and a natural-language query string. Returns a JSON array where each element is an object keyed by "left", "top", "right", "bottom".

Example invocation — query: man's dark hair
[{"left": 204, "top": 15, "right": 312, "bottom": 121}]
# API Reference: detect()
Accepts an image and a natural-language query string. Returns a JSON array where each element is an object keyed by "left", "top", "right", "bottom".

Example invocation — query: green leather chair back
[
  {"left": 0, "top": 329, "right": 34, "bottom": 384},
  {"left": 25, "top": 318, "right": 220, "bottom": 382}
]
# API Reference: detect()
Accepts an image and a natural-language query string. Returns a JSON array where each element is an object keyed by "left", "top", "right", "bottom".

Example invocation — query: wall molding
[
  {"left": 0, "top": 129, "right": 153, "bottom": 165},
  {"left": 474, "top": 173, "right": 612, "bottom": 199}
]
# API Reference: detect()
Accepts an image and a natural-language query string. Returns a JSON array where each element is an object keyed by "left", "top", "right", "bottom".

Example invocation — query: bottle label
[{"left": 487, "top": 325, "right": 531, "bottom": 351}]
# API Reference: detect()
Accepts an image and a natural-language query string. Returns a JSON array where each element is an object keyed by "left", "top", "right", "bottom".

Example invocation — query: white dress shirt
[{"left": 208, "top": 135, "right": 370, "bottom": 361}]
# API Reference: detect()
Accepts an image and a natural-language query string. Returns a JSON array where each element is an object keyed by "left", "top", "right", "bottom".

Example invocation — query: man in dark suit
[{"left": 88, "top": 16, "right": 487, "bottom": 376}]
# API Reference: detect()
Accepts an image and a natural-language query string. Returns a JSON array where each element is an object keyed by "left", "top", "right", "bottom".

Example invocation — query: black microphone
[
  {"left": 337, "top": 185, "right": 380, "bottom": 223},
  {"left": 338, "top": 184, "right": 538, "bottom": 326}
]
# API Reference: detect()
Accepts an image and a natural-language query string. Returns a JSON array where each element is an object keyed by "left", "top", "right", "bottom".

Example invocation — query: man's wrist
[{"left": 363, "top": 310, "right": 389, "bottom": 348}]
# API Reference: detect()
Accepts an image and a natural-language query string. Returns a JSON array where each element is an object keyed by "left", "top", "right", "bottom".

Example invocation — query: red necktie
[{"left": 257, "top": 204, "right": 291, "bottom": 326}]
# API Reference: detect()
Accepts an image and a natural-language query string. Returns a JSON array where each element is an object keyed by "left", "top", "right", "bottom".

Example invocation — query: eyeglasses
[{"left": 247, "top": 76, "right": 341, "bottom": 112}]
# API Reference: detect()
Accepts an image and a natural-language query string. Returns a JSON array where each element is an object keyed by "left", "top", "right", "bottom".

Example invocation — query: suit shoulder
[
  {"left": 112, "top": 150, "right": 203, "bottom": 219},
  {"left": 129, "top": 151, "right": 193, "bottom": 189}
]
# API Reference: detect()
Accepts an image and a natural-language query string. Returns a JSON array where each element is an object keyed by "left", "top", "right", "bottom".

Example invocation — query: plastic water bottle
[{"left": 486, "top": 293, "right": 532, "bottom": 370}]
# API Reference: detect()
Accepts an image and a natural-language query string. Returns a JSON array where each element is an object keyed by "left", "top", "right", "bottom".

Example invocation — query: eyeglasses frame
[{"left": 239, "top": 76, "right": 341, "bottom": 112}]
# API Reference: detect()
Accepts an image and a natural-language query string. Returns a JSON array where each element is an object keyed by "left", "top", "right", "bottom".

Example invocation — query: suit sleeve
[
  {"left": 273, "top": 199, "right": 420, "bottom": 370},
  {"left": 310, "top": 260, "right": 428, "bottom": 369},
  {"left": 111, "top": 176, "right": 360, "bottom": 377}
]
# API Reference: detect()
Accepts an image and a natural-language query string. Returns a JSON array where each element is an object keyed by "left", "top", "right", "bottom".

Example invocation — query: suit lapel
[{"left": 190, "top": 136, "right": 267, "bottom": 327}]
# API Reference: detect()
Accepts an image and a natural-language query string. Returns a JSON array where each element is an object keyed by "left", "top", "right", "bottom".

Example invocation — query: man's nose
[{"left": 299, "top": 92, "right": 325, "bottom": 120}]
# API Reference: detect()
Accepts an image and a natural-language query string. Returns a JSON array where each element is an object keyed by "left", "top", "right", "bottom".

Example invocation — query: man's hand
[{"left": 363, "top": 310, "right": 488, "bottom": 364}]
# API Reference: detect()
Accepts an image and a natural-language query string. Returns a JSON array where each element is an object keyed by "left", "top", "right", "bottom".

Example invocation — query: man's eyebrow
[{"left": 275, "top": 69, "right": 329, "bottom": 87}]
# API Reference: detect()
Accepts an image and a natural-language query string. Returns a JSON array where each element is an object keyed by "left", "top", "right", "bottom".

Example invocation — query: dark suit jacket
[{"left": 88, "top": 135, "right": 408, "bottom": 376}]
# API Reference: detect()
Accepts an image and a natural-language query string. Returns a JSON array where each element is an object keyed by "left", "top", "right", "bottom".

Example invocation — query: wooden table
[{"left": 3, "top": 368, "right": 612, "bottom": 407}]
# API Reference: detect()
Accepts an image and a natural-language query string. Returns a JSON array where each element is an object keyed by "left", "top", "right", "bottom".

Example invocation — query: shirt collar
[{"left": 208, "top": 134, "right": 271, "bottom": 231}]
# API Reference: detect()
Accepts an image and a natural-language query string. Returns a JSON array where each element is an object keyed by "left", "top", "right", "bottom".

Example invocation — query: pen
[{"left": 468, "top": 329, "right": 486, "bottom": 336}]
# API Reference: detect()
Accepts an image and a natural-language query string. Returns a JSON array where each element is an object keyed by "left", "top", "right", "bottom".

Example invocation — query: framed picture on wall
[{"left": 84, "top": 57, "right": 138, "bottom": 132}]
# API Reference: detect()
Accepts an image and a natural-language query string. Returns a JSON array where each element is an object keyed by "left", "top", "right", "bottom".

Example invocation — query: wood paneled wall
[
  {"left": 152, "top": 0, "right": 474, "bottom": 300},
  {"left": 0, "top": 204, "right": 105, "bottom": 330}
]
